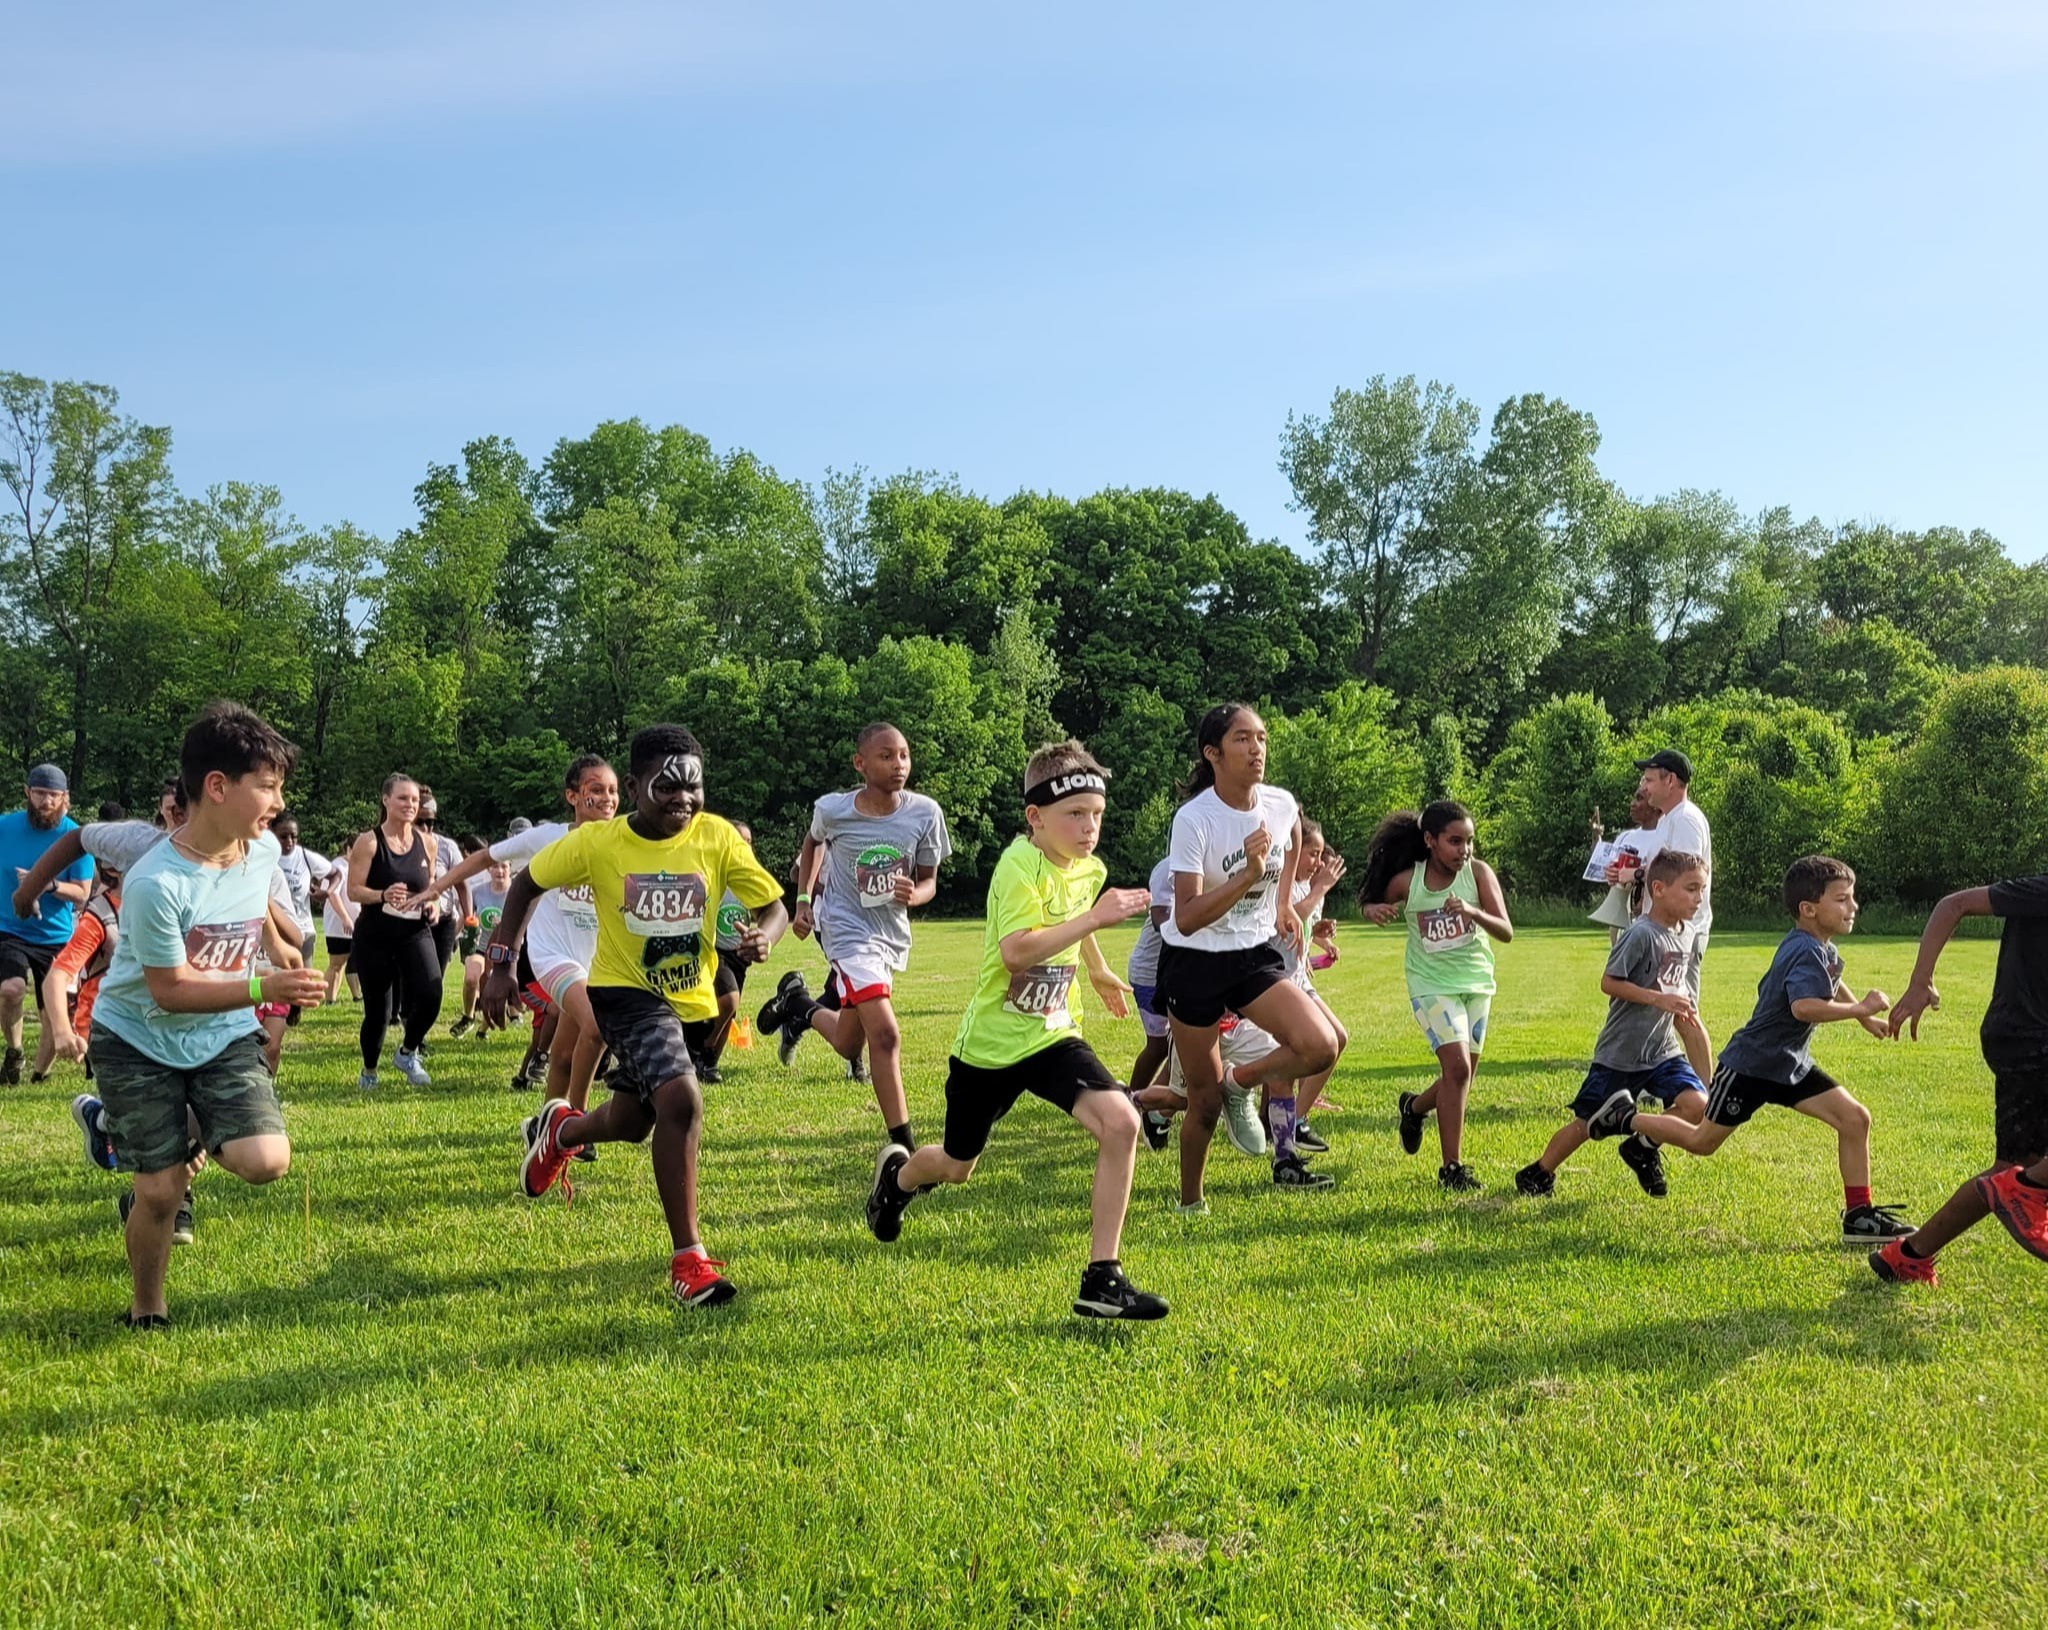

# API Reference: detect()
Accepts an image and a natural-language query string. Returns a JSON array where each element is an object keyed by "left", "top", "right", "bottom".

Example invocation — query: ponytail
[
  {"left": 1179, "top": 702, "right": 1252, "bottom": 802},
  {"left": 1358, "top": 799, "right": 1471, "bottom": 909}
]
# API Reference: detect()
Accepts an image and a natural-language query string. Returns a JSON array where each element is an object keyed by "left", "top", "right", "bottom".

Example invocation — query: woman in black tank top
[{"left": 344, "top": 774, "right": 444, "bottom": 1086}]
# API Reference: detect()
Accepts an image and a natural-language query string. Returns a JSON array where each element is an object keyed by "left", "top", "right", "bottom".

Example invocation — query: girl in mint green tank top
[{"left": 1358, "top": 801, "right": 1514, "bottom": 1193}]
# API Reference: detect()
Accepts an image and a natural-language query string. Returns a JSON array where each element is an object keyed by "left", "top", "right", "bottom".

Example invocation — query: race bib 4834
[{"left": 621, "top": 873, "right": 707, "bottom": 937}]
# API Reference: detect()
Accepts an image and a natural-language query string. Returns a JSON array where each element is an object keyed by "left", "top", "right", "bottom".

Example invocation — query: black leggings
[{"left": 354, "top": 925, "right": 443, "bottom": 1067}]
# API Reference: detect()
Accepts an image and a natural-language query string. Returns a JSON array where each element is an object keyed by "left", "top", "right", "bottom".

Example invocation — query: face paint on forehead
[{"left": 651, "top": 753, "right": 704, "bottom": 793}]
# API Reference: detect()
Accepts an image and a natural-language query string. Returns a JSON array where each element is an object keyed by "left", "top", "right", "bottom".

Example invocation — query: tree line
[{"left": 4, "top": 368, "right": 2043, "bottom": 913}]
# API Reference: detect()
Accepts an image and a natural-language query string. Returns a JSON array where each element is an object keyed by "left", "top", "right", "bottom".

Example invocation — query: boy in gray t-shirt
[
  {"left": 757, "top": 722, "right": 952, "bottom": 1155},
  {"left": 1516, "top": 849, "right": 1713, "bottom": 1201}
]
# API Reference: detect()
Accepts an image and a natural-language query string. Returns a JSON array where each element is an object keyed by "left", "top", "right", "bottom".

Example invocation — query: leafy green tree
[
  {"left": 1278, "top": 376, "right": 1478, "bottom": 679},
  {"left": 1873, "top": 668, "right": 2048, "bottom": 898},
  {"left": 0, "top": 373, "right": 173, "bottom": 786},
  {"left": 1483, "top": 695, "right": 1626, "bottom": 894},
  {"left": 1799, "top": 617, "right": 1944, "bottom": 740},
  {"left": 1266, "top": 683, "right": 1423, "bottom": 870}
]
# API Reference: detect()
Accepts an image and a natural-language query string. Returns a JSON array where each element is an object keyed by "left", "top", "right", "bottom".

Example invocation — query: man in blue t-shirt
[
  {"left": 1587, "top": 855, "right": 1919, "bottom": 1244},
  {"left": 0, "top": 764, "right": 95, "bottom": 1084}
]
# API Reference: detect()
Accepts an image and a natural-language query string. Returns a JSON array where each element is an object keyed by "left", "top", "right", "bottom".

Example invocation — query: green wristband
[
  {"left": 249, "top": 976, "right": 265, "bottom": 1006},
  {"left": 796, "top": 893, "right": 812, "bottom": 905}
]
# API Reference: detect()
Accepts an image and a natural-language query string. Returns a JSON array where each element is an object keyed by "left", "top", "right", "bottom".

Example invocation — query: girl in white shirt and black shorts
[{"left": 1156, "top": 703, "right": 1341, "bottom": 1212}]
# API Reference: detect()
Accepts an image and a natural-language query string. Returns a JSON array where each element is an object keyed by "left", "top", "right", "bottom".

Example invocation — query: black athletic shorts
[
  {"left": 1706, "top": 1062, "right": 1839, "bottom": 1129},
  {"left": 1156, "top": 941, "right": 1287, "bottom": 1030},
  {"left": 0, "top": 935, "right": 58, "bottom": 1007},
  {"left": 942, "top": 1037, "right": 1121, "bottom": 1162},
  {"left": 325, "top": 935, "right": 352, "bottom": 956},
  {"left": 1994, "top": 1070, "right": 2048, "bottom": 1164},
  {"left": 586, "top": 986, "right": 716, "bottom": 1102},
  {"left": 712, "top": 955, "right": 751, "bottom": 1001}
]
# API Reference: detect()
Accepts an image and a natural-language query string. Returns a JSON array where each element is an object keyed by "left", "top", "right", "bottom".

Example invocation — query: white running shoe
[
  {"left": 1221, "top": 1081, "right": 1267, "bottom": 1156},
  {"left": 394, "top": 1049, "right": 432, "bottom": 1087}
]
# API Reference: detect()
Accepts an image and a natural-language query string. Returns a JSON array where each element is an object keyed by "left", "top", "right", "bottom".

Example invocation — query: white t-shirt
[
  {"left": 492, "top": 820, "right": 598, "bottom": 977},
  {"left": 322, "top": 857, "right": 355, "bottom": 938},
  {"left": 1160, "top": 784, "right": 1299, "bottom": 952},
  {"left": 1125, "top": 858, "right": 1174, "bottom": 987},
  {"left": 275, "top": 844, "right": 332, "bottom": 935},
  {"left": 1633, "top": 798, "right": 1713, "bottom": 938}
]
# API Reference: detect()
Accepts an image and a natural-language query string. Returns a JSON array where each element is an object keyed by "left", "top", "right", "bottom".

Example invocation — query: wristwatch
[{"left": 486, "top": 942, "right": 518, "bottom": 966}]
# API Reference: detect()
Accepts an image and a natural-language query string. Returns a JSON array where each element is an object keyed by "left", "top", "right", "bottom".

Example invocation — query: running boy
[
  {"left": 1517, "top": 850, "right": 1710, "bottom": 1199},
  {"left": 485, "top": 726, "right": 787, "bottom": 1308},
  {"left": 1869, "top": 876, "right": 2048, "bottom": 1284},
  {"left": 88, "top": 704, "right": 325, "bottom": 1327},
  {"left": 1360, "top": 800, "right": 1513, "bottom": 1192},
  {"left": 1586, "top": 855, "right": 1917, "bottom": 1242},
  {"left": 863, "top": 741, "right": 1167, "bottom": 1320},
  {"left": 758, "top": 722, "right": 951, "bottom": 1155}
]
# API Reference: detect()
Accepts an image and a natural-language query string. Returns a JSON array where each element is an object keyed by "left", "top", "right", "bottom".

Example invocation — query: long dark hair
[
  {"left": 1179, "top": 702, "right": 1254, "bottom": 801},
  {"left": 1358, "top": 799, "right": 1471, "bottom": 909}
]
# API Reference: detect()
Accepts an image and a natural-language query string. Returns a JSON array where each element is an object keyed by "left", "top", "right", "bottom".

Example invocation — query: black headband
[{"left": 1025, "top": 770, "right": 1107, "bottom": 809}]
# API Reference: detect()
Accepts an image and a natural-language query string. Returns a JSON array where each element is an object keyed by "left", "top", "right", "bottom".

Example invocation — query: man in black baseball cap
[
  {"left": 1633, "top": 749, "right": 1693, "bottom": 783},
  {"left": 0, "top": 764, "right": 96, "bottom": 1082}
]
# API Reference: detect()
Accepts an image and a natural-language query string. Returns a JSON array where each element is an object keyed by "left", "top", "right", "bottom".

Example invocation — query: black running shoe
[
  {"left": 1136, "top": 1103, "right": 1171, "bottom": 1153},
  {"left": 1842, "top": 1202, "right": 1917, "bottom": 1242},
  {"left": 1618, "top": 1132, "right": 1668, "bottom": 1197},
  {"left": 1437, "top": 1162, "right": 1482, "bottom": 1193},
  {"left": 1514, "top": 1161, "right": 1555, "bottom": 1197},
  {"left": 697, "top": 1063, "right": 723, "bottom": 1085},
  {"left": 1397, "top": 1091, "right": 1426, "bottom": 1156},
  {"left": 118, "top": 1189, "right": 195, "bottom": 1246},
  {"left": 1273, "top": 1155, "right": 1335, "bottom": 1189},
  {"left": 572, "top": 1145, "right": 597, "bottom": 1164},
  {"left": 449, "top": 1015, "right": 475, "bottom": 1039},
  {"left": 1, "top": 1047, "right": 20, "bottom": 1085},
  {"left": 1583, "top": 1088, "right": 1637, "bottom": 1140},
  {"left": 1075, "top": 1260, "right": 1169, "bottom": 1320},
  {"left": 866, "top": 1144, "right": 913, "bottom": 1243},
  {"left": 754, "top": 970, "right": 804, "bottom": 1037},
  {"left": 121, "top": 1311, "right": 172, "bottom": 1332},
  {"left": 1294, "top": 1120, "right": 1330, "bottom": 1155}
]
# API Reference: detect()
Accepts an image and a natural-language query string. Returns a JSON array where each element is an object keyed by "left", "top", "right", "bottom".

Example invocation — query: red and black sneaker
[
  {"left": 1978, "top": 1166, "right": 2048, "bottom": 1263},
  {"left": 1869, "top": 1238, "right": 1938, "bottom": 1287},
  {"left": 519, "top": 1100, "right": 579, "bottom": 1201},
  {"left": 670, "top": 1247, "right": 737, "bottom": 1308}
]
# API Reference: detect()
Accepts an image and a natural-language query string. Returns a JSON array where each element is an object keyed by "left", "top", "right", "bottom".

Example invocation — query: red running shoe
[
  {"left": 1869, "top": 1238, "right": 1938, "bottom": 1287},
  {"left": 520, "top": 1100, "right": 578, "bottom": 1201},
  {"left": 670, "top": 1247, "right": 737, "bottom": 1308},
  {"left": 1978, "top": 1166, "right": 2048, "bottom": 1263}
]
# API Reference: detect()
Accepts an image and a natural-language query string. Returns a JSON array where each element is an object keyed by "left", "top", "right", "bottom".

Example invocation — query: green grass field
[{"left": 3, "top": 922, "right": 2044, "bottom": 1629}]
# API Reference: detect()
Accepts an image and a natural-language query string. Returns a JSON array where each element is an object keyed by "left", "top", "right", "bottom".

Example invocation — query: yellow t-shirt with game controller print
[
  {"left": 526, "top": 814, "right": 782, "bottom": 1021},
  {"left": 952, "top": 835, "right": 1108, "bottom": 1069}
]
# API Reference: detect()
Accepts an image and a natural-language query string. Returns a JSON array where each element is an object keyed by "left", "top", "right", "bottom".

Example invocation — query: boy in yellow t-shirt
[
  {"left": 861, "top": 741, "right": 1168, "bottom": 1320},
  {"left": 481, "top": 724, "right": 787, "bottom": 1309}
]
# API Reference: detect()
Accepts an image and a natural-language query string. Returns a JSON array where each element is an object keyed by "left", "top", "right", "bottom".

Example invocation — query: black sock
[
  {"left": 1901, "top": 1237, "right": 1931, "bottom": 1259},
  {"left": 888, "top": 1121, "right": 914, "bottom": 1149},
  {"left": 1088, "top": 1258, "right": 1119, "bottom": 1271}
]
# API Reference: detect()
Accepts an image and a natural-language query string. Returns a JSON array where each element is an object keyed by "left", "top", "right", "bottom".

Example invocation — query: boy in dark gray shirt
[
  {"left": 1517, "top": 850, "right": 1711, "bottom": 1200},
  {"left": 1589, "top": 855, "right": 1917, "bottom": 1243}
]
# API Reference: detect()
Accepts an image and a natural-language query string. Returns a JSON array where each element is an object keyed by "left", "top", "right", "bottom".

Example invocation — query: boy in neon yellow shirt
[
  {"left": 482, "top": 724, "right": 787, "bottom": 1309},
  {"left": 862, "top": 741, "right": 1167, "bottom": 1320}
]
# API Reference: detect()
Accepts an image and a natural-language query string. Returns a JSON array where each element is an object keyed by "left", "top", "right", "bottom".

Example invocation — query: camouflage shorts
[{"left": 91, "top": 1027, "right": 286, "bottom": 1175}]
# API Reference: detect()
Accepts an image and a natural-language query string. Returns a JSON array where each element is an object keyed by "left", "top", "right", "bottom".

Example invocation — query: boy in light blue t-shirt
[{"left": 91, "top": 704, "right": 326, "bottom": 1331}]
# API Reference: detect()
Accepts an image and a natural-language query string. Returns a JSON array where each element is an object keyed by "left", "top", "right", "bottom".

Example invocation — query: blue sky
[{"left": 7, "top": 2, "right": 2044, "bottom": 557}]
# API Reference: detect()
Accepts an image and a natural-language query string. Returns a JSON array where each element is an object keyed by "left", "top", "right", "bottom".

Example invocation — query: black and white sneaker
[
  {"left": 1396, "top": 1091, "right": 1426, "bottom": 1156},
  {"left": 1273, "top": 1155, "right": 1335, "bottom": 1189},
  {"left": 846, "top": 1055, "right": 870, "bottom": 1086},
  {"left": 1514, "top": 1161, "right": 1555, "bottom": 1197},
  {"left": 1, "top": 1046, "right": 21, "bottom": 1085},
  {"left": 866, "top": 1144, "right": 913, "bottom": 1242},
  {"left": 1074, "top": 1260, "right": 1169, "bottom": 1321},
  {"left": 697, "top": 1062, "right": 723, "bottom": 1085},
  {"left": 1618, "top": 1132, "right": 1668, "bottom": 1197},
  {"left": 1842, "top": 1202, "right": 1917, "bottom": 1242},
  {"left": 1294, "top": 1120, "right": 1330, "bottom": 1155},
  {"left": 1139, "top": 1108, "right": 1172, "bottom": 1153},
  {"left": 1583, "top": 1088, "right": 1637, "bottom": 1140},
  {"left": 118, "top": 1188, "right": 196, "bottom": 1246},
  {"left": 756, "top": 971, "right": 811, "bottom": 1067},
  {"left": 1437, "top": 1162, "right": 1483, "bottom": 1193}
]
